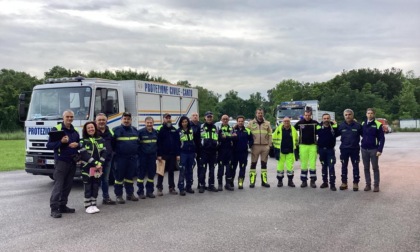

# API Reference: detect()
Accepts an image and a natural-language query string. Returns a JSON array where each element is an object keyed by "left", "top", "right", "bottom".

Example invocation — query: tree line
[{"left": 1, "top": 66, "right": 419, "bottom": 132}]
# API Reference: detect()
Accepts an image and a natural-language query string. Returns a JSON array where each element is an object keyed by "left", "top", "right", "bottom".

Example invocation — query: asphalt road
[{"left": 1, "top": 133, "right": 419, "bottom": 252}]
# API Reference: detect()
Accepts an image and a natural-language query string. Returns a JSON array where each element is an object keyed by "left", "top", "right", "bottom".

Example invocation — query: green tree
[{"left": 398, "top": 80, "right": 419, "bottom": 119}]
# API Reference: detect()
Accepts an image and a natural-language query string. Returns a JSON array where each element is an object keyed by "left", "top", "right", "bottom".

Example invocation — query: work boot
[
  {"left": 320, "top": 182, "right": 329, "bottom": 189},
  {"left": 157, "top": 189, "right": 163, "bottom": 196},
  {"left": 169, "top": 188, "right": 178, "bottom": 195},
  {"left": 261, "top": 182, "right": 270, "bottom": 188},
  {"left": 249, "top": 171, "right": 256, "bottom": 188},
  {"left": 103, "top": 198, "right": 117, "bottom": 205},
  {"left": 310, "top": 179, "right": 317, "bottom": 188},
  {"left": 353, "top": 183, "right": 359, "bottom": 192},
  {"left": 261, "top": 172, "right": 270, "bottom": 188},
  {"left": 126, "top": 194, "right": 139, "bottom": 201},
  {"left": 186, "top": 188, "right": 195, "bottom": 194},
  {"left": 330, "top": 185, "right": 337, "bottom": 191},
  {"left": 199, "top": 186, "right": 205, "bottom": 193},
  {"left": 208, "top": 186, "right": 218, "bottom": 192},
  {"left": 277, "top": 178, "right": 283, "bottom": 187},
  {"left": 238, "top": 178, "right": 244, "bottom": 189},
  {"left": 50, "top": 209, "right": 62, "bottom": 218},
  {"left": 138, "top": 192, "right": 146, "bottom": 199},
  {"left": 301, "top": 181, "right": 308, "bottom": 188},
  {"left": 116, "top": 196, "right": 125, "bottom": 204},
  {"left": 373, "top": 185, "right": 380, "bottom": 192},
  {"left": 364, "top": 185, "right": 371, "bottom": 191},
  {"left": 218, "top": 183, "right": 223, "bottom": 191},
  {"left": 59, "top": 206, "right": 75, "bottom": 213},
  {"left": 224, "top": 184, "right": 234, "bottom": 191},
  {"left": 180, "top": 190, "right": 186, "bottom": 196},
  {"left": 146, "top": 192, "right": 156, "bottom": 198},
  {"left": 339, "top": 183, "right": 348, "bottom": 190},
  {"left": 288, "top": 179, "right": 295, "bottom": 188}
]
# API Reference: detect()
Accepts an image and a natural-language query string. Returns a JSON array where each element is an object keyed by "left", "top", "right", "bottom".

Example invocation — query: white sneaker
[
  {"left": 85, "top": 206, "right": 95, "bottom": 214},
  {"left": 91, "top": 206, "right": 100, "bottom": 213}
]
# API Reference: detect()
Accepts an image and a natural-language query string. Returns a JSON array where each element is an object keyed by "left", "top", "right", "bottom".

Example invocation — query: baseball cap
[
  {"left": 205, "top": 111, "right": 213, "bottom": 117},
  {"left": 163, "top": 113, "right": 171, "bottom": 118}
]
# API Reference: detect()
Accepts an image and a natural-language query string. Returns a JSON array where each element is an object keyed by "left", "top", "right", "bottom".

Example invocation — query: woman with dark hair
[
  {"left": 177, "top": 116, "right": 196, "bottom": 195},
  {"left": 80, "top": 121, "right": 107, "bottom": 214}
]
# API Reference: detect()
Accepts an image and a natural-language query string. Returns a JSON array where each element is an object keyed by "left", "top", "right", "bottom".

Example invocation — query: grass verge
[
  {"left": 0, "top": 131, "right": 25, "bottom": 140},
  {"left": 0, "top": 140, "right": 25, "bottom": 171}
]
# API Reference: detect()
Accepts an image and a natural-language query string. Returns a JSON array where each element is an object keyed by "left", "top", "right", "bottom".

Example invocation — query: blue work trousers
[
  {"left": 137, "top": 153, "right": 157, "bottom": 194},
  {"left": 178, "top": 152, "right": 195, "bottom": 191},
  {"left": 318, "top": 148, "right": 336, "bottom": 185},
  {"left": 340, "top": 148, "right": 360, "bottom": 184},
  {"left": 114, "top": 154, "right": 137, "bottom": 197},
  {"left": 217, "top": 148, "right": 232, "bottom": 184},
  {"left": 199, "top": 151, "right": 216, "bottom": 187},
  {"left": 231, "top": 151, "right": 248, "bottom": 180}
]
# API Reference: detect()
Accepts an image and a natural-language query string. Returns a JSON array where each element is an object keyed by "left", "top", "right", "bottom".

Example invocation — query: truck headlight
[{"left": 26, "top": 157, "right": 33, "bottom": 163}]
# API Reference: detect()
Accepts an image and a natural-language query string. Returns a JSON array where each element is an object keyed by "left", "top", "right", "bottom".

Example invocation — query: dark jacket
[
  {"left": 46, "top": 122, "right": 80, "bottom": 163},
  {"left": 361, "top": 119, "right": 385, "bottom": 152},
  {"left": 218, "top": 124, "right": 233, "bottom": 150},
  {"left": 79, "top": 137, "right": 107, "bottom": 171},
  {"left": 200, "top": 122, "right": 218, "bottom": 153},
  {"left": 138, "top": 127, "right": 158, "bottom": 155},
  {"left": 232, "top": 125, "right": 253, "bottom": 152},
  {"left": 295, "top": 119, "right": 319, "bottom": 145},
  {"left": 337, "top": 121, "right": 363, "bottom": 149},
  {"left": 178, "top": 128, "right": 196, "bottom": 153},
  {"left": 190, "top": 121, "right": 202, "bottom": 155},
  {"left": 112, "top": 125, "right": 139, "bottom": 156},
  {"left": 157, "top": 124, "right": 181, "bottom": 156},
  {"left": 316, "top": 122, "right": 338, "bottom": 149},
  {"left": 97, "top": 126, "right": 114, "bottom": 162}
]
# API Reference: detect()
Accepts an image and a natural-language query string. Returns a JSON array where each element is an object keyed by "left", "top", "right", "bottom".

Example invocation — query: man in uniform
[
  {"left": 316, "top": 113, "right": 338, "bottom": 191},
  {"left": 273, "top": 117, "right": 298, "bottom": 188},
  {"left": 47, "top": 110, "right": 80, "bottom": 218},
  {"left": 112, "top": 112, "right": 139, "bottom": 203},
  {"left": 190, "top": 112, "right": 202, "bottom": 188},
  {"left": 217, "top": 114, "right": 234, "bottom": 191},
  {"left": 336, "top": 109, "right": 363, "bottom": 191},
  {"left": 295, "top": 110, "right": 319, "bottom": 188},
  {"left": 247, "top": 108, "right": 272, "bottom": 188},
  {"left": 361, "top": 108, "right": 385, "bottom": 192},
  {"left": 95, "top": 113, "right": 116, "bottom": 204},
  {"left": 137, "top": 116, "right": 158, "bottom": 198},
  {"left": 198, "top": 111, "right": 219, "bottom": 193}
]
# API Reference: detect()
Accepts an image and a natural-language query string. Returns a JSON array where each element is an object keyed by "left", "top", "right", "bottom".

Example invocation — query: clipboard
[
  {"left": 156, "top": 160, "right": 165, "bottom": 176},
  {"left": 48, "top": 130, "right": 66, "bottom": 142}
]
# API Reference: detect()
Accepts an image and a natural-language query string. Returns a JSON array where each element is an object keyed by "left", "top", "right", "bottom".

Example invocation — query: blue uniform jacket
[
  {"left": 316, "top": 122, "right": 338, "bottom": 149},
  {"left": 112, "top": 125, "right": 139, "bottom": 156},
  {"left": 138, "top": 127, "right": 158, "bottom": 155},
  {"left": 79, "top": 137, "right": 107, "bottom": 170},
  {"left": 337, "top": 121, "right": 363, "bottom": 150},
  {"left": 97, "top": 126, "right": 114, "bottom": 162},
  {"left": 157, "top": 125, "right": 181, "bottom": 156},
  {"left": 232, "top": 126, "right": 253, "bottom": 153},
  {"left": 218, "top": 124, "right": 233, "bottom": 150},
  {"left": 361, "top": 119, "right": 385, "bottom": 153},
  {"left": 178, "top": 128, "right": 196, "bottom": 154},
  {"left": 46, "top": 122, "right": 80, "bottom": 163},
  {"left": 190, "top": 121, "right": 202, "bottom": 155}
]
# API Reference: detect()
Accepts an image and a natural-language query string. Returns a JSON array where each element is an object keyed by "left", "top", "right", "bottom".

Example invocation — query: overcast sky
[{"left": 1, "top": 0, "right": 419, "bottom": 98}]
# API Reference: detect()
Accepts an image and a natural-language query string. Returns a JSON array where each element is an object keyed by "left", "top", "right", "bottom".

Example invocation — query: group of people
[{"left": 47, "top": 107, "right": 385, "bottom": 218}]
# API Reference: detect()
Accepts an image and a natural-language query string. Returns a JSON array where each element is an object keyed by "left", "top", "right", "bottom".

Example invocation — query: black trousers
[
  {"left": 50, "top": 160, "right": 76, "bottom": 210},
  {"left": 157, "top": 155, "right": 176, "bottom": 190}
]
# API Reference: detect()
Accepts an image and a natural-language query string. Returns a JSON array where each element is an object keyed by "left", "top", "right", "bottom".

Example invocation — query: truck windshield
[
  {"left": 277, "top": 108, "right": 305, "bottom": 120},
  {"left": 27, "top": 87, "right": 92, "bottom": 121}
]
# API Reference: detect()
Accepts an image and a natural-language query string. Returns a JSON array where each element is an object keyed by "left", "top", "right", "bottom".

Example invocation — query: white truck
[
  {"left": 275, "top": 100, "right": 335, "bottom": 125},
  {"left": 18, "top": 77, "right": 198, "bottom": 179}
]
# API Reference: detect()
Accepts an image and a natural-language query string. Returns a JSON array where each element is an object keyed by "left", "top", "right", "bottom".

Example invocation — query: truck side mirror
[{"left": 18, "top": 93, "right": 27, "bottom": 122}]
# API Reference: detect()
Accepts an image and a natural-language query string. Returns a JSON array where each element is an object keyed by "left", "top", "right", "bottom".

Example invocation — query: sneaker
[
  {"left": 320, "top": 182, "right": 329, "bottom": 189},
  {"left": 50, "top": 209, "right": 62, "bottom": 218},
  {"left": 208, "top": 186, "right": 218, "bottom": 192},
  {"left": 91, "top": 206, "right": 100, "bottom": 213},
  {"left": 277, "top": 180, "right": 283, "bottom": 187},
  {"left": 373, "top": 186, "right": 380, "bottom": 192},
  {"left": 85, "top": 206, "right": 96, "bottom": 214},
  {"left": 169, "top": 188, "right": 178, "bottom": 195},
  {"left": 310, "top": 180, "right": 317, "bottom": 188},
  {"left": 199, "top": 186, "right": 205, "bottom": 193},
  {"left": 116, "top": 196, "right": 125, "bottom": 204},
  {"left": 218, "top": 184, "right": 223, "bottom": 191},
  {"left": 103, "top": 198, "right": 117, "bottom": 205},
  {"left": 180, "top": 190, "right": 186, "bottom": 196},
  {"left": 301, "top": 181, "right": 308, "bottom": 188},
  {"left": 126, "top": 194, "right": 139, "bottom": 201},
  {"left": 330, "top": 185, "right": 337, "bottom": 191},
  {"left": 138, "top": 193, "right": 146, "bottom": 199},
  {"left": 186, "top": 188, "right": 195, "bottom": 194},
  {"left": 146, "top": 192, "right": 156, "bottom": 198},
  {"left": 339, "top": 183, "right": 348, "bottom": 190},
  {"left": 353, "top": 183, "right": 359, "bottom": 191},
  {"left": 364, "top": 185, "right": 371, "bottom": 191},
  {"left": 157, "top": 189, "right": 163, "bottom": 196},
  {"left": 59, "top": 206, "right": 75, "bottom": 213}
]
